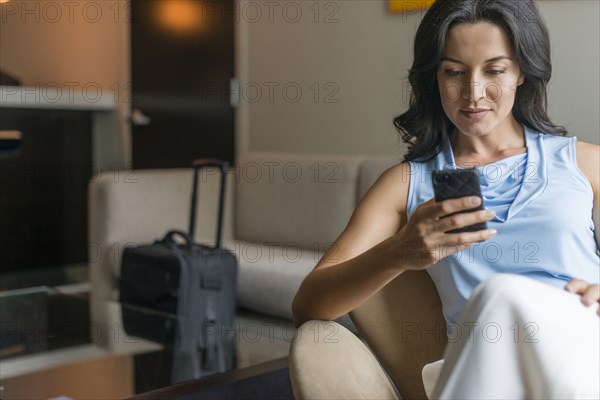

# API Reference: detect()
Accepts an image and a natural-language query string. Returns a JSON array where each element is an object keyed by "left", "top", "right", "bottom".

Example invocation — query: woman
[{"left": 292, "top": 0, "right": 599, "bottom": 398}]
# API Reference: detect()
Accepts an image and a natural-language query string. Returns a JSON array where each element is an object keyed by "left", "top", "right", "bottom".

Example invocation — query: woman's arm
[
  {"left": 567, "top": 141, "right": 600, "bottom": 315},
  {"left": 291, "top": 162, "right": 497, "bottom": 327},
  {"left": 576, "top": 141, "right": 600, "bottom": 252},
  {"left": 291, "top": 163, "right": 411, "bottom": 327}
]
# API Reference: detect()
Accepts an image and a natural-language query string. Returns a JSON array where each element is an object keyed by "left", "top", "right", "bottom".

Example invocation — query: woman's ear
[{"left": 517, "top": 74, "right": 525, "bottom": 86}]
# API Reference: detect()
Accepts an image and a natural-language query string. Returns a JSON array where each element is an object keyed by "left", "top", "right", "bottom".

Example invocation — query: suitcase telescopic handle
[{"left": 189, "top": 159, "right": 230, "bottom": 248}]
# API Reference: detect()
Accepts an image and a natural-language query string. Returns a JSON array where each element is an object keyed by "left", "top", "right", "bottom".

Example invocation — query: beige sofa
[{"left": 88, "top": 152, "right": 399, "bottom": 364}]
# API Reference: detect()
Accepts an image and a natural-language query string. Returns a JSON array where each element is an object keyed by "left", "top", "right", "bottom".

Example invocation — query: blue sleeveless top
[{"left": 407, "top": 125, "right": 600, "bottom": 324}]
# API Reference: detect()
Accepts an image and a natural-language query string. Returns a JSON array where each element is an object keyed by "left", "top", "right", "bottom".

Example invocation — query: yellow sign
[{"left": 389, "top": 0, "right": 435, "bottom": 13}]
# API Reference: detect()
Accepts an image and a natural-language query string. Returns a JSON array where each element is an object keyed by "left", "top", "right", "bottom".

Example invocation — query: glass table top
[{"left": 0, "top": 286, "right": 293, "bottom": 399}]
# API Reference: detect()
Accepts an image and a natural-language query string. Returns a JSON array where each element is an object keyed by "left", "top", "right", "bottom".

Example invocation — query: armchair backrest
[{"left": 349, "top": 270, "right": 447, "bottom": 399}]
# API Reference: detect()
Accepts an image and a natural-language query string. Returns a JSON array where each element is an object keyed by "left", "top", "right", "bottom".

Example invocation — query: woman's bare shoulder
[
  {"left": 313, "top": 161, "right": 412, "bottom": 270},
  {"left": 575, "top": 141, "right": 600, "bottom": 191},
  {"left": 362, "top": 161, "right": 412, "bottom": 216},
  {"left": 351, "top": 161, "right": 413, "bottom": 237},
  {"left": 575, "top": 140, "right": 600, "bottom": 156}
]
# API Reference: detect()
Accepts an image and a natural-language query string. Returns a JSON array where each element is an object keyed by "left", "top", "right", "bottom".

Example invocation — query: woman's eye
[
  {"left": 443, "top": 69, "right": 507, "bottom": 77},
  {"left": 444, "top": 70, "right": 462, "bottom": 76}
]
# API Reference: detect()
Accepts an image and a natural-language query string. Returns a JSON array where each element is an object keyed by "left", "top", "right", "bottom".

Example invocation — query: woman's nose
[{"left": 462, "top": 75, "right": 486, "bottom": 102}]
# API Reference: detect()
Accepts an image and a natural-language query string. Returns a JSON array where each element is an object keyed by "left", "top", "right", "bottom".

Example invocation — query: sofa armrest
[{"left": 289, "top": 320, "right": 400, "bottom": 400}]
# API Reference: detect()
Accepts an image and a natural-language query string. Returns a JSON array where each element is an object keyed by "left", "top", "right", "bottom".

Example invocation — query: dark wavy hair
[{"left": 394, "top": 0, "right": 567, "bottom": 163}]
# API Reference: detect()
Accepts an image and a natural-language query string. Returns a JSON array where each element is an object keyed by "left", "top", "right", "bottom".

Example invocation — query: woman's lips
[{"left": 460, "top": 109, "right": 490, "bottom": 120}]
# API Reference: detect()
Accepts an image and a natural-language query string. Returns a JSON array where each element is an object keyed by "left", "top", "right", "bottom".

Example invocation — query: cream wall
[
  {"left": 237, "top": 0, "right": 600, "bottom": 157},
  {"left": 0, "top": 0, "right": 131, "bottom": 167},
  {"left": 1, "top": 0, "right": 598, "bottom": 163},
  {"left": 541, "top": 1, "right": 600, "bottom": 142}
]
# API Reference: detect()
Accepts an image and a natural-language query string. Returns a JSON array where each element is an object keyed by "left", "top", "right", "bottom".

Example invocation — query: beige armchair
[{"left": 289, "top": 270, "right": 448, "bottom": 399}]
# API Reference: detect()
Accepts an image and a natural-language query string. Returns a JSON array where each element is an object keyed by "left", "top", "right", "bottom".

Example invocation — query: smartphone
[{"left": 432, "top": 169, "right": 487, "bottom": 233}]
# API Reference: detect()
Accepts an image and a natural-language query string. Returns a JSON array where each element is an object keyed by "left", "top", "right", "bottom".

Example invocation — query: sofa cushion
[
  {"left": 235, "top": 153, "right": 364, "bottom": 250},
  {"left": 232, "top": 240, "right": 320, "bottom": 319},
  {"left": 231, "top": 240, "right": 357, "bottom": 332}
]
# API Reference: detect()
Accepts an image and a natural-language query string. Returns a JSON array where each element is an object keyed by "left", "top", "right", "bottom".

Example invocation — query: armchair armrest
[{"left": 289, "top": 320, "right": 400, "bottom": 400}]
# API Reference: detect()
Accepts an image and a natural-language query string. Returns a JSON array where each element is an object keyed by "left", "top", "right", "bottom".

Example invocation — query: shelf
[{"left": 0, "top": 85, "right": 116, "bottom": 111}]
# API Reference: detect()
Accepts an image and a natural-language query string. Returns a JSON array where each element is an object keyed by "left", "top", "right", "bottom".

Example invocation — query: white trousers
[{"left": 421, "top": 274, "right": 600, "bottom": 399}]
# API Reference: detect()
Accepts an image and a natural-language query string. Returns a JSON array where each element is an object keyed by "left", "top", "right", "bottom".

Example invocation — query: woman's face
[{"left": 437, "top": 21, "right": 525, "bottom": 138}]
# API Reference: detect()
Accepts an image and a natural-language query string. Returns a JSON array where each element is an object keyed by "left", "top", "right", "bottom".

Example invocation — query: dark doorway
[
  {"left": 0, "top": 109, "right": 92, "bottom": 276},
  {"left": 131, "top": 0, "right": 235, "bottom": 169}
]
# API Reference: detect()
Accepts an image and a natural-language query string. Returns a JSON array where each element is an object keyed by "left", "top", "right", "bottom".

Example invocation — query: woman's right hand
[{"left": 391, "top": 195, "right": 497, "bottom": 271}]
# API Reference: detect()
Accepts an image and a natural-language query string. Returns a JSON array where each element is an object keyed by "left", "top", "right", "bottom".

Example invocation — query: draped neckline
[{"left": 436, "top": 125, "right": 548, "bottom": 222}]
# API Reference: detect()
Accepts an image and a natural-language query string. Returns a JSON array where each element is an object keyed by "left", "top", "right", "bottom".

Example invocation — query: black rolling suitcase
[{"left": 119, "top": 159, "right": 238, "bottom": 383}]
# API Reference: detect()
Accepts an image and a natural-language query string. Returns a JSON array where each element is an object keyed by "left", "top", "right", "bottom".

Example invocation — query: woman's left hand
[{"left": 565, "top": 279, "right": 600, "bottom": 316}]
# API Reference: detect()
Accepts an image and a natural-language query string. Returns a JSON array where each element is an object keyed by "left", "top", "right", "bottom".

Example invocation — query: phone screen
[{"left": 432, "top": 169, "right": 487, "bottom": 233}]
